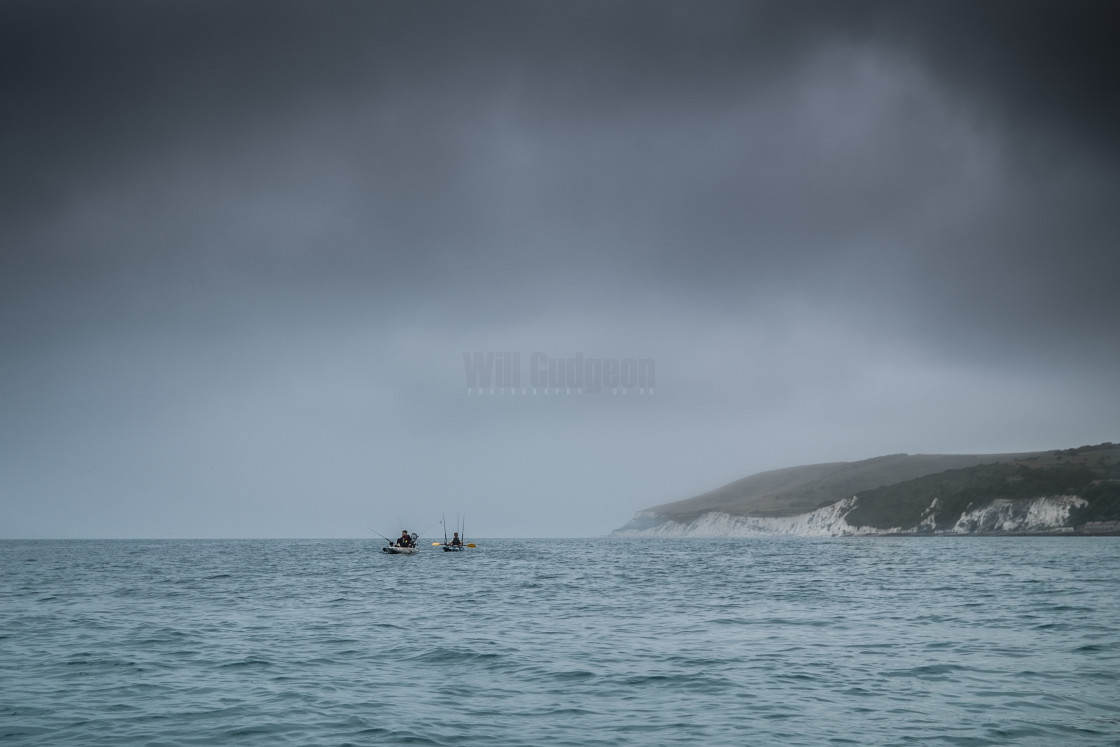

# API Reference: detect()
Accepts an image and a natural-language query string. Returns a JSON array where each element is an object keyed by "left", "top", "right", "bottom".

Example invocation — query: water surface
[{"left": 2, "top": 537, "right": 1118, "bottom": 745}]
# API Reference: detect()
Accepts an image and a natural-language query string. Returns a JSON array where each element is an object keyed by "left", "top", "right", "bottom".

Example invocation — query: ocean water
[{"left": 1, "top": 537, "right": 1118, "bottom": 746}]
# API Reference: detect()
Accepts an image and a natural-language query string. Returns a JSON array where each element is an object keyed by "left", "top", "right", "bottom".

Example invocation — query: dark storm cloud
[
  {"left": 2, "top": 1, "right": 1117, "bottom": 537},
  {"left": 877, "top": 0, "right": 1120, "bottom": 161},
  {"left": 2, "top": 0, "right": 1115, "bottom": 341},
  {"left": 4, "top": 1, "right": 1116, "bottom": 281}
]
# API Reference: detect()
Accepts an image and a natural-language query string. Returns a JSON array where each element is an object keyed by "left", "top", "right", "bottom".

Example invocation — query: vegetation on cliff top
[
  {"left": 843, "top": 443, "right": 1120, "bottom": 530},
  {"left": 628, "top": 442, "right": 1120, "bottom": 532}
]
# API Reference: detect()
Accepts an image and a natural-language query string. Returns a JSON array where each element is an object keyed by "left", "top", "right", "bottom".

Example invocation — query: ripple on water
[{"left": 1, "top": 537, "right": 1119, "bottom": 746}]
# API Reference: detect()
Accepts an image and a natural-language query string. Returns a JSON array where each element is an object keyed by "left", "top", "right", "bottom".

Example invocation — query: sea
[{"left": 2, "top": 537, "right": 1118, "bottom": 746}]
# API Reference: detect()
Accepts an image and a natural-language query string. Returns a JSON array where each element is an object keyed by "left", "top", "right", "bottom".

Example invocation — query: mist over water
[{"left": 2, "top": 538, "right": 1118, "bottom": 745}]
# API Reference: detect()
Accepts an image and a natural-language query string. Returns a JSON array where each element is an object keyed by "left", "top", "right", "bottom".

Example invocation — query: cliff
[{"left": 614, "top": 442, "right": 1120, "bottom": 536}]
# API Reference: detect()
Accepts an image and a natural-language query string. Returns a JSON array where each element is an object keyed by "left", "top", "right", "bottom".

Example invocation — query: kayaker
[
  {"left": 397, "top": 531, "right": 413, "bottom": 548},
  {"left": 449, "top": 532, "right": 463, "bottom": 547}
]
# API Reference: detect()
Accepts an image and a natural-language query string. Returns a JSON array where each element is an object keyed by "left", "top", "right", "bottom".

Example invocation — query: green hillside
[
  {"left": 630, "top": 442, "right": 1120, "bottom": 534},
  {"left": 648, "top": 451, "right": 1039, "bottom": 522},
  {"left": 844, "top": 443, "right": 1120, "bottom": 530}
]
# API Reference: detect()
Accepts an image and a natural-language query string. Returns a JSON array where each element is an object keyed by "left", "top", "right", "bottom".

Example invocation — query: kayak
[
  {"left": 382, "top": 545, "right": 419, "bottom": 554},
  {"left": 442, "top": 545, "right": 464, "bottom": 552}
]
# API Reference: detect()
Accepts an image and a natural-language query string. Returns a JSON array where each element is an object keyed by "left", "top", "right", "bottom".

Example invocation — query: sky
[{"left": 2, "top": 0, "right": 1118, "bottom": 539}]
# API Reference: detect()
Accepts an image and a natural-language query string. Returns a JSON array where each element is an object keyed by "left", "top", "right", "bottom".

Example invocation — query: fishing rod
[
  {"left": 416, "top": 519, "right": 439, "bottom": 541},
  {"left": 434, "top": 513, "right": 459, "bottom": 548},
  {"left": 367, "top": 526, "right": 395, "bottom": 546},
  {"left": 378, "top": 519, "right": 437, "bottom": 548},
  {"left": 435, "top": 513, "right": 475, "bottom": 549},
  {"left": 461, "top": 514, "right": 475, "bottom": 548},
  {"left": 437, "top": 513, "right": 456, "bottom": 548}
]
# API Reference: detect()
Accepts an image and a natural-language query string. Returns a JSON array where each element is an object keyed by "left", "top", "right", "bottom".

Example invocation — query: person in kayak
[
  {"left": 449, "top": 532, "right": 463, "bottom": 547},
  {"left": 397, "top": 531, "right": 414, "bottom": 548}
]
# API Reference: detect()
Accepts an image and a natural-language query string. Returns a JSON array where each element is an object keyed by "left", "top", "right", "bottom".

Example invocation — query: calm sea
[{"left": 2, "top": 537, "right": 1118, "bottom": 745}]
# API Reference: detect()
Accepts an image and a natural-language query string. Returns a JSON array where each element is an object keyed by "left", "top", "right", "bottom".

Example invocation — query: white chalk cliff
[
  {"left": 611, "top": 445, "right": 1120, "bottom": 536},
  {"left": 614, "top": 494, "right": 1087, "bottom": 537}
]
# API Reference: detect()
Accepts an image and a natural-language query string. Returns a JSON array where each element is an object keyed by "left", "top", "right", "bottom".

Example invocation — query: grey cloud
[{"left": 2, "top": 1, "right": 1116, "bottom": 537}]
